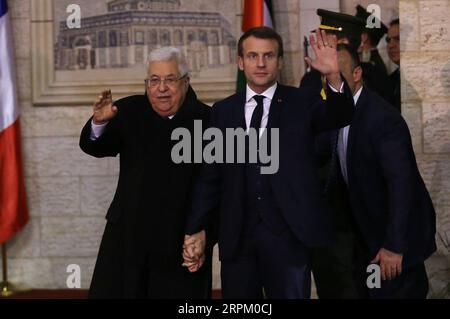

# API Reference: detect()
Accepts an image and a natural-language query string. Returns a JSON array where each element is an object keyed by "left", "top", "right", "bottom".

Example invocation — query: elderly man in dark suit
[
  {"left": 79, "top": 47, "right": 215, "bottom": 298},
  {"left": 182, "top": 26, "right": 355, "bottom": 299}
]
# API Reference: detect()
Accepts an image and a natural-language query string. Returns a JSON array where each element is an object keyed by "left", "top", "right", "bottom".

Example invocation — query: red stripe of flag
[
  {"left": 0, "top": 119, "right": 29, "bottom": 244},
  {"left": 242, "top": 0, "right": 264, "bottom": 32}
]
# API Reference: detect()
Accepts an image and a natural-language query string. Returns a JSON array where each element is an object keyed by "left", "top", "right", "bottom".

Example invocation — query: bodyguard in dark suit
[
  {"left": 182, "top": 27, "right": 355, "bottom": 299},
  {"left": 79, "top": 47, "right": 215, "bottom": 298},
  {"left": 328, "top": 44, "right": 436, "bottom": 298},
  {"left": 300, "top": 9, "right": 387, "bottom": 299}
]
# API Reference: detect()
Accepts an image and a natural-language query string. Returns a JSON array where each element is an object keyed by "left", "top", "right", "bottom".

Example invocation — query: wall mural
[{"left": 32, "top": 0, "right": 240, "bottom": 106}]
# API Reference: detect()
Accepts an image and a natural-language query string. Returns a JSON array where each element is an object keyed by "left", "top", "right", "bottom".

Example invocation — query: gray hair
[{"left": 146, "top": 47, "right": 189, "bottom": 76}]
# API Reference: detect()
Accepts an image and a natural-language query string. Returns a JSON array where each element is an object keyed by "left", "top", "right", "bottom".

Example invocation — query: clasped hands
[{"left": 182, "top": 230, "right": 206, "bottom": 273}]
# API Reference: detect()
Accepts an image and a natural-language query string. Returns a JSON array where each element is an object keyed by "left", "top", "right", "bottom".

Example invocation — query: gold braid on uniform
[{"left": 320, "top": 75, "right": 327, "bottom": 100}]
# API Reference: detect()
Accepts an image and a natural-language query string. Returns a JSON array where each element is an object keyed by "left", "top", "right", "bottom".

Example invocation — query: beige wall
[
  {"left": 2, "top": 0, "right": 449, "bottom": 297},
  {"left": 399, "top": 0, "right": 450, "bottom": 297},
  {"left": 4, "top": 0, "right": 105, "bottom": 289}
]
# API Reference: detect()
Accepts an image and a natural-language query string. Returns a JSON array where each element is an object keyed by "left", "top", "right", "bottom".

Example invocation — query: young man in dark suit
[
  {"left": 325, "top": 44, "right": 436, "bottom": 298},
  {"left": 182, "top": 27, "right": 355, "bottom": 299}
]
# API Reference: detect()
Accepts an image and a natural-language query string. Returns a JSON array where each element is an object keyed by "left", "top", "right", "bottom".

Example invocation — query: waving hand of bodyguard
[{"left": 305, "top": 29, "right": 342, "bottom": 89}]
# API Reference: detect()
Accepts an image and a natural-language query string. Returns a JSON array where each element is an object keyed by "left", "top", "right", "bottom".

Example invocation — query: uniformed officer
[
  {"left": 300, "top": 9, "right": 391, "bottom": 103},
  {"left": 355, "top": 4, "right": 388, "bottom": 77}
]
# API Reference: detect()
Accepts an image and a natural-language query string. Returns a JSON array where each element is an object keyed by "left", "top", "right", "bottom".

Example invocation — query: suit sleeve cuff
[{"left": 90, "top": 119, "right": 108, "bottom": 141}]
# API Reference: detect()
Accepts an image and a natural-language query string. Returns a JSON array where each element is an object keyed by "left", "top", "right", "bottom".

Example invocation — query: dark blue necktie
[
  {"left": 247, "top": 95, "right": 265, "bottom": 164},
  {"left": 324, "top": 129, "right": 340, "bottom": 194},
  {"left": 250, "top": 95, "right": 265, "bottom": 131}
]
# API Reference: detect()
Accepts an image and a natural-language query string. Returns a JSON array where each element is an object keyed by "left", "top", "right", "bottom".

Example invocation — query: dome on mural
[
  {"left": 107, "top": 0, "right": 181, "bottom": 12},
  {"left": 55, "top": 0, "right": 236, "bottom": 73}
]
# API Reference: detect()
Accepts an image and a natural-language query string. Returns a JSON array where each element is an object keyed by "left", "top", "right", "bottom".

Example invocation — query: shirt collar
[
  {"left": 353, "top": 86, "right": 363, "bottom": 106},
  {"left": 245, "top": 82, "right": 278, "bottom": 103}
]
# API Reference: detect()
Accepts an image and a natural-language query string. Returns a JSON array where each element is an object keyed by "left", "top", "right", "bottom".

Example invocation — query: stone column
[{"left": 400, "top": 0, "right": 450, "bottom": 298}]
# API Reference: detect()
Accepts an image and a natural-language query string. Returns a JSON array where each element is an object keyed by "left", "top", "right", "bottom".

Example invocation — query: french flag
[{"left": 0, "top": 0, "right": 29, "bottom": 244}]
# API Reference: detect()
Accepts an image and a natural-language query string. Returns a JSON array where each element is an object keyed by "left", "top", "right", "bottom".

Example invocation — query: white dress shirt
[
  {"left": 244, "top": 83, "right": 277, "bottom": 136},
  {"left": 90, "top": 113, "right": 174, "bottom": 141},
  {"left": 244, "top": 80, "right": 344, "bottom": 133},
  {"left": 337, "top": 86, "right": 363, "bottom": 184},
  {"left": 90, "top": 120, "right": 108, "bottom": 140}
]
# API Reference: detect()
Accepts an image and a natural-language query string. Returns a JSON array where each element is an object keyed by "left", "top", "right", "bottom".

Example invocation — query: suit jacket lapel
[
  {"left": 267, "top": 84, "right": 285, "bottom": 129},
  {"left": 230, "top": 91, "right": 247, "bottom": 195},
  {"left": 265, "top": 85, "right": 286, "bottom": 162},
  {"left": 346, "top": 87, "right": 368, "bottom": 177},
  {"left": 232, "top": 91, "right": 246, "bottom": 130}
]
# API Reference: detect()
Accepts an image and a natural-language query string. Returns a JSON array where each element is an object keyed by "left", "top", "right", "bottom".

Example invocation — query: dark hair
[
  {"left": 390, "top": 18, "right": 399, "bottom": 27},
  {"left": 325, "top": 29, "right": 350, "bottom": 41},
  {"left": 365, "top": 32, "right": 376, "bottom": 47},
  {"left": 365, "top": 30, "right": 385, "bottom": 47},
  {"left": 337, "top": 43, "right": 361, "bottom": 71},
  {"left": 238, "top": 26, "right": 284, "bottom": 57}
]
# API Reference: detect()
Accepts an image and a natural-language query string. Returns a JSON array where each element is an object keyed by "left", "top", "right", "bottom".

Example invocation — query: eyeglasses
[
  {"left": 386, "top": 36, "right": 400, "bottom": 44},
  {"left": 145, "top": 74, "right": 187, "bottom": 88}
]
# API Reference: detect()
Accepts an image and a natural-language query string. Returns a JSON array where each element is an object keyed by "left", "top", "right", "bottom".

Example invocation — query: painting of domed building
[{"left": 54, "top": 0, "right": 237, "bottom": 77}]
